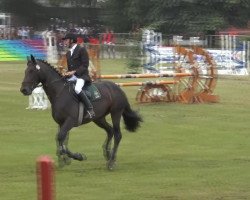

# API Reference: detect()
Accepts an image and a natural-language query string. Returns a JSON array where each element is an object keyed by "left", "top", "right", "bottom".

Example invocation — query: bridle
[
  {"left": 21, "top": 81, "right": 41, "bottom": 90},
  {"left": 23, "top": 61, "right": 68, "bottom": 98},
  {"left": 22, "top": 76, "right": 65, "bottom": 88},
  {"left": 23, "top": 61, "right": 66, "bottom": 88}
]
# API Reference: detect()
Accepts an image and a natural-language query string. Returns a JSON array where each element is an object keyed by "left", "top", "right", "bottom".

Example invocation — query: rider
[{"left": 62, "top": 33, "right": 95, "bottom": 119}]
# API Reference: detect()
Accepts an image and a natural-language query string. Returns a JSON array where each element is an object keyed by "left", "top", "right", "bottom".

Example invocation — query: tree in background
[
  {"left": 1, "top": 0, "right": 249, "bottom": 34},
  {"left": 0, "top": 0, "right": 101, "bottom": 28},
  {"left": 103, "top": 0, "right": 250, "bottom": 35},
  {"left": 47, "top": 0, "right": 97, "bottom": 7},
  {"left": 1, "top": 0, "right": 46, "bottom": 27}
]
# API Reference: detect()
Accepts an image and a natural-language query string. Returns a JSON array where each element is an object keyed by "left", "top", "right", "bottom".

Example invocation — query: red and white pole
[{"left": 37, "top": 155, "right": 55, "bottom": 200}]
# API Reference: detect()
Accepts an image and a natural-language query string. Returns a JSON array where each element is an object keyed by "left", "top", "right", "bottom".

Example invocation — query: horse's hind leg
[
  {"left": 93, "top": 117, "right": 113, "bottom": 161},
  {"left": 108, "top": 111, "right": 122, "bottom": 170}
]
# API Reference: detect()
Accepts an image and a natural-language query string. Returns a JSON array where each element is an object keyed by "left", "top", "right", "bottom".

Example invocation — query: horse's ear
[{"left": 30, "top": 54, "right": 36, "bottom": 65}]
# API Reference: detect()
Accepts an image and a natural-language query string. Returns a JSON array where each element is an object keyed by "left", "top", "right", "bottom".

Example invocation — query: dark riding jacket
[{"left": 66, "top": 44, "right": 91, "bottom": 83}]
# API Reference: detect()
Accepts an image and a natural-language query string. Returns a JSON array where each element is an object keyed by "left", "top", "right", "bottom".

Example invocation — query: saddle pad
[{"left": 84, "top": 84, "right": 101, "bottom": 101}]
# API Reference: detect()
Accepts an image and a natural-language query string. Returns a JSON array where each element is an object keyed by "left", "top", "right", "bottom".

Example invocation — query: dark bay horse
[{"left": 20, "top": 55, "right": 142, "bottom": 170}]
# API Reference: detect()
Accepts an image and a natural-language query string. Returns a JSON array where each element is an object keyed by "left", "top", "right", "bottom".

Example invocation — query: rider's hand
[{"left": 64, "top": 71, "right": 76, "bottom": 77}]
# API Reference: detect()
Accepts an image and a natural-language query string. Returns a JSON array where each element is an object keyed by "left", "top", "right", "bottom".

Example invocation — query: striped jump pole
[
  {"left": 37, "top": 156, "right": 55, "bottom": 200},
  {"left": 116, "top": 80, "right": 178, "bottom": 87},
  {"left": 97, "top": 72, "right": 192, "bottom": 79}
]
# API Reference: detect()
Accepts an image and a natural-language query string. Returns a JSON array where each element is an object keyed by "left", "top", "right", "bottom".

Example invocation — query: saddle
[
  {"left": 69, "top": 82, "right": 101, "bottom": 124},
  {"left": 83, "top": 84, "right": 101, "bottom": 102},
  {"left": 69, "top": 82, "right": 101, "bottom": 102}
]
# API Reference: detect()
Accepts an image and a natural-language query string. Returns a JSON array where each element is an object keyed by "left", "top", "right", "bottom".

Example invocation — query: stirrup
[{"left": 85, "top": 110, "right": 95, "bottom": 119}]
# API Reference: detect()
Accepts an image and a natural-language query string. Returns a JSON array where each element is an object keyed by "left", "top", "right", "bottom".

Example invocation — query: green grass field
[{"left": 0, "top": 60, "right": 250, "bottom": 200}]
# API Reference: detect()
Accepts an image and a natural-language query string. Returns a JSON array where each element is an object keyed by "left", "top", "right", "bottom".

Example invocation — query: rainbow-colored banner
[{"left": 0, "top": 39, "right": 47, "bottom": 61}]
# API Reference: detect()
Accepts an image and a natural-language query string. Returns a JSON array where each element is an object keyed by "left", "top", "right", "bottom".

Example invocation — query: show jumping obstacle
[
  {"left": 57, "top": 45, "right": 219, "bottom": 104},
  {"left": 92, "top": 46, "right": 219, "bottom": 103}
]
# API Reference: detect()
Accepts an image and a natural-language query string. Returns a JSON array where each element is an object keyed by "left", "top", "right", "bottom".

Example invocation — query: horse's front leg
[
  {"left": 56, "top": 130, "right": 72, "bottom": 167},
  {"left": 57, "top": 119, "right": 86, "bottom": 166}
]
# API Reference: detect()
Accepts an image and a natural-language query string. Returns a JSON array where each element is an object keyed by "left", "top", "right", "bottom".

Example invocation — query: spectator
[
  {"left": 17, "top": 28, "right": 22, "bottom": 39},
  {"left": 10, "top": 27, "right": 17, "bottom": 40},
  {"left": 0, "top": 28, "right": 4, "bottom": 39},
  {"left": 107, "top": 29, "right": 116, "bottom": 58},
  {"left": 21, "top": 27, "right": 29, "bottom": 39},
  {"left": 101, "top": 28, "right": 109, "bottom": 58}
]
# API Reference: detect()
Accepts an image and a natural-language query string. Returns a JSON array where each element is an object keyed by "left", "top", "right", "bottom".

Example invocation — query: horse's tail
[{"left": 122, "top": 102, "right": 143, "bottom": 132}]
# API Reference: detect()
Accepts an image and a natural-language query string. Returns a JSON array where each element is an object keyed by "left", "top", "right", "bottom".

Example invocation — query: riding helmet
[{"left": 62, "top": 33, "right": 77, "bottom": 43}]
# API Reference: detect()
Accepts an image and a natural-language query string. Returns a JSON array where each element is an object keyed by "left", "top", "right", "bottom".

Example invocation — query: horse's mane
[{"left": 37, "top": 59, "right": 67, "bottom": 77}]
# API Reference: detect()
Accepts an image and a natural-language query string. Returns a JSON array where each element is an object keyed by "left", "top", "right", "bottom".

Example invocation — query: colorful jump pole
[
  {"left": 116, "top": 80, "right": 177, "bottom": 87},
  {"left": 97, "top": 72, "right": 192, "bottom": 79},
  {"left": 37, "top": 155, "right": 55, "bottom": 200}
]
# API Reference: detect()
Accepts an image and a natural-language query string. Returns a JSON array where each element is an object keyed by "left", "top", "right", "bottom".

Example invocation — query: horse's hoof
[
  {"left": 74, "top": 153, "right": 87, "bottom": 161},
  {"left": 58, "top": 155, "right": 71, "bottom": 168},
  {"left": 64, "top": 157, "right": 72, "bottom": 165},
  {"left": 107, "top": 160, "right": 116, "bottom": 171},
  {"left": 58, "top": 159, "right": 65, "bottom": 168},
  {"left": 81, "top": 154, "right": 87, "bottom": 161}
]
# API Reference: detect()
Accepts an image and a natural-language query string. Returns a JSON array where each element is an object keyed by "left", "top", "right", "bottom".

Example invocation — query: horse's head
[{"left": 20, "top": 55, "right": 42, "bottom": 95}]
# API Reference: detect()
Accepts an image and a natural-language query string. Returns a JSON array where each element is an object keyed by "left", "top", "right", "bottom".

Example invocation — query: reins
[
  {"left": 43, "top": 76, "right": 68, "bottom": 98},
  {"left": 22, "top": 77, "right": 65, "bottom": 89},
  {"left": 44, "top": 76, "right": 66, "bottom": 87},
  {"left": 21, "top": 81, "right": 42, "bottom": 89}
]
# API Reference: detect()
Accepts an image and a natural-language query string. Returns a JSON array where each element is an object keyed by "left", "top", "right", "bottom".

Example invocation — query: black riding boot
[{"left": 78, "top": 91, "right": 95, "bottom": 119}]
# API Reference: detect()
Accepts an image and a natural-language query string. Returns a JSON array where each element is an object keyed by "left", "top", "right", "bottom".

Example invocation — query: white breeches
[{"left": 67, "top": 75, "right": 85, "bottom": 94}]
